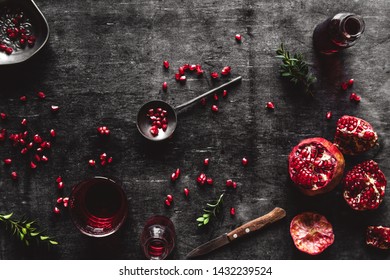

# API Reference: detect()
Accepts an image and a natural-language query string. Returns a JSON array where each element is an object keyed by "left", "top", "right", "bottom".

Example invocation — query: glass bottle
[{"left": 313, "top": 13, "right": 365, "bottom": 54}]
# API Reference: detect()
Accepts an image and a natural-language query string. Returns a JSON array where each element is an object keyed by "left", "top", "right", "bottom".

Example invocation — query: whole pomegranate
[
  {"left": 290, "top": 212, "right": 335, "bottom": 255},
  {"left": 288, "top": 137, "right": 345, "bottom": 196},
  {"left": 366, "top": 226, "right": 390, "bottom": 249},
  {"left": 334, "top": 115, "right": 378, "bottom": 155},
  {"left": 343, "top": 160, "right": 387, "bottom": 211}
]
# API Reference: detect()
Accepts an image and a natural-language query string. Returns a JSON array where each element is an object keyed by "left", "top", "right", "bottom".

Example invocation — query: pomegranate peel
[{"left": 288, "top": 137, "right": 345, "bottom": 196}]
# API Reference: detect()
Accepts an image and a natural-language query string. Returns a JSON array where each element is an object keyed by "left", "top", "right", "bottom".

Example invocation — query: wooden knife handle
[{"left": 226, "top": 207, "right": 286, "bottom": 242}]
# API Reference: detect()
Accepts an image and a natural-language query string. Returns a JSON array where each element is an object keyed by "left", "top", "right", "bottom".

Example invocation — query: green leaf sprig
[
  {"left": 0, "top": 213, "right": 58, "bottom": 246},
  {"left": 196, "top": 193, "right": 224, "bottom": 227},
  {"left": 276, "top": 43, "right": 317, "bottom": 95}
]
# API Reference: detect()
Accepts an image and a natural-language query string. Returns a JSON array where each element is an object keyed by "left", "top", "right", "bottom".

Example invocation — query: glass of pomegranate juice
[
  {"left": 140, "top": 215, "right": 176, "bottom": 260},
  {"left": 69, "top": 176, "right": 128, "bottom": 237}
]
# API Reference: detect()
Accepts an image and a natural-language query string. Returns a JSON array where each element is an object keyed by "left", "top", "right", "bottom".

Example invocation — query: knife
[{"left": 186, "top": 207, "right": 286, "bottom": 258}]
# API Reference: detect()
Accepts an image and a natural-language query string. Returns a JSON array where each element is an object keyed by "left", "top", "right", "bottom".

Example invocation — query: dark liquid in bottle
[{"left": 85, "top": 183, "right": 121, "bottom": 218}]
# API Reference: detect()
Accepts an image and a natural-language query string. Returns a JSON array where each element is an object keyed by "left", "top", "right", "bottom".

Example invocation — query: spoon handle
[{"left": 174, "top": 76, "right": 242, "bottom": 111}]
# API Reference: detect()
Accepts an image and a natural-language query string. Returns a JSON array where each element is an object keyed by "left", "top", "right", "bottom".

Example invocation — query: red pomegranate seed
[
  {"left": 200, "top": 98, "right": 206, "bottom": 106},
  {"left": 30, "top": 161, "right": 37, "bottom": 169},
  {"left": 33, "top": 134, "right": 42, "bottom": 143},
  {"left": 0, "top": 113, "right": 7, "bottom": 120},
  {"left": 21, "top": 118, "right": 27, "bottom": 126},
  {"left": 166, "top": 194, "right": 173, "bottom": 202},
  {"left": 162, "top": 81, "right": 168, "bottom": 91},
  {"left": 57, "top": 181, "right": 64, "bottom": 189},
  {"left": 100, "top": 153, "right": 107, "bottom": 161},
  {"left": 230, "top": 207, "right": 236, "bottom": 216},
  {"left": 63, "top": 197, "right": 69, "bottom": 207},
  {"left": 56, "top": 197, "right": 63, "bottom": 204},
  {"left": 107, "top": 157, "right": 113, "bottom": 164},
  {"left": 51, "top": 105, "right": 59, "bottom": 112},
  {"left": 19, "top": 38, "right": 26, "bottom": 45},
  {"left": 222, "top": 90, "right": 228, "bottom": 98},
  {"left": 20, "top": 148, "right": 28, "bottom": 155},
  {"left": 189, "top": 64, "right": 196, "bottom": 71},
  {"left": 341, "top": 82, "right": 348, "bottom": 91},
  {"left": 5, "top": 47, "right": 13, "bottom": 55},
  {"left": 226, "top": 179, "right": 233, "bottom": 187},
  {"left": 350, "top": 92, "right": 361, "bottom": 102},
  {"left": 88, "top": 159, "right": 96, "bottom": 166},
  {"left": 348, "top": 78, "right": 354, "bottom": 87},
  {"left": 183, "top": 188, "right": 190, "bottom": 197},
  {"left": 37, "top": 91, "right": 46, "bottom": 99},
  {"left": 171, "top": 172, "right": 177, "bottom": 182},
  {"left": 221, "top": 66, "right": 231, "bottom": 76},
  {"left": 97, "top": 126, "right": 110, "bottom": 136},
  {"left": 179, "top": 75, "right": 186, "bottom": 83},
  {"left": 203, "top": 158, "right": 210, "bottom": 166},
  {"left": 211, "top": 72, "right": 219, "bottom": 79},
  {"left": 164, "top": 199, "right": 171, "bottom": 207},
  {"left": 162, "top": 124, "right": 168, "bottom": 131},
  {"left": 211, "top": 105, "right": 218, "bottom": 112},
  {"left": 50, "top": 129, "right": 56, "bottom": 137},
  {"left": 175, "top": 168, "right": 180, "bottom": 178},
  {"left": 183, "top": 64, "right": 190, "bottom": 70},
  {"left": 53, "top": 207, "right": 60, "bottom": 214},
  {"left": 36, "top": 147, "right": 43, "bottom": 153},
  {"left": 326, "top": 111, "right": 332, "bottom": 120},
  {"left": 206, "top": 178, "right": 213, "bottom": 185},
  {"left": 11, "top": 171, "right": 18, "bottom": 180},
  {"left": 163, "top": 60, "right": 169, "bottom": 69},
  {"left": 20, "top": 95, "right": 27, "bottom": 102},
  {"left": 41, "top": 141, "right": 51, "bottom": 149},
  {"left": 34, "top": 154, "right": 41, "bottom": 162},
  {"left": 213, "top": 93, "right": 218, "bottom": 101},
  {"left": 41, "top": 155, "right": 48, "bottom": 162},
  {"left": 27, "top": 142, "right": 33, "bottom": 149},
  {"left": 232, "top": 181, "right": 237, "bottom": 189},
  {"left": 56, "top": 176, "right": 62, "bottom": 183},
  {"left": 101, "top": 160, "right": 107, "bottom": 166},
  {"left": 266, "top": 102, "right": 275, "bottom": 109},
  {"left": 235, "top": 34, "right": 242, "bottom": 42},
  {"left": 242, "top": 157, "right": 248, "bottom": 166},
  {"left": 175, "top": 73, "right": 181, "bottom": 81},
  {"left": 3, "top": 158, "right": 12, "bottom": 165},
  {"left": 179, "top": 66, "right": 185, "bottom": 75},
  {"left": 197, "top": 173, "right": 207, "bottom": 185}
]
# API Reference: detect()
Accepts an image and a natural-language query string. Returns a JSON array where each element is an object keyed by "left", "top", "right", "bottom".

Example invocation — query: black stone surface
[{"left": 0, "top": 0, "right": 389, "bottom": 260}]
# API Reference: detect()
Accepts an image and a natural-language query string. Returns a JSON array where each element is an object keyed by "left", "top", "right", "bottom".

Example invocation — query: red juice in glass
[
  {"left": 69, "top": 176, "right": 128, "bottom": 237},
  {"left": 140, "top": 215, "right": 176, "bottom": 260}
]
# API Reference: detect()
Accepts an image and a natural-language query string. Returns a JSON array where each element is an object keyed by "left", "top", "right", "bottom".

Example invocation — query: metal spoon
[{"left": 136, "top": 76, "right": 242, "bottom": 141}]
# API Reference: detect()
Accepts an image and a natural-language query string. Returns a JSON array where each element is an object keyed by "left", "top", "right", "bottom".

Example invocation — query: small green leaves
[
  {"left": 0, "top": 213, "right": 58, "bottom": 247},
  {"left": 276, "top": 43, "right": 317, "bottom": 95},
  {"left": 196, "top": 193, "right": 224, "bottom": 227}
]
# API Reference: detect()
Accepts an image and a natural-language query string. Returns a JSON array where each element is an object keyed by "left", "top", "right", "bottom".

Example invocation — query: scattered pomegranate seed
[
  {"left": 230, "top": 207, "right": 236, "bottom": 216},
  {"left": 242, "top": 157, "right": 248, "bottom": 166},
  {"left": 206, "top": 178, "right": 213, "bottom": 185},
  {"left": 56, "top": 197, "right": 63, "bottom": 204},
  {"left": 41, "top": 155, "right": 48, "bottom": 162},
  {"left": 189, "top": 64, "right": 196, "bottom": 71},
  {"left": 175, "top": 168, "right": 180, "bottom": 178},
  {"left": 88, "top": 159, "right": 96, "bottom": 166},
  {"left": 107, "top": 157, "right": 113, "bottom": 163},
  {"left": 50, "top": 129, "right": 56, "bottom": 137},
  {"left": 63, "top": 197, "right": 69, "bottom": 207},
  {"left": 226, "top": 179, "right": 233, "bottom": 187},
  {"left": 0, "top": 113, "right": 7, "bottom": 120},
  {"left": 232, "top": 182, "right": 237, "bottom": 189},
  {"left": 350, "top": 92, "right": 361, "bottom": 102},
  {"left": 266, "top": 102, "right": 275, "bottom": 110},
  {"left": 53, "top": 207, "right": 60, "bottom": 214},
  {"left": 21, "top": 118, "right": 27, "bottom": 126},
  {"left": 162, "top": 81, "right": 168, "bottom": 91},
  {"left": 211, "top": 105, "right": 219, "bottom": 112},
  {"left": 20, "top": 148, "right": 28, "bottom": 154},
  {"left": 97, "top": 126, "right": 110, "bottom": 136},
  {"left": 57, "top": 181, "right": 64, "bottom": 190},
  {"left": 41, "top": 141, "right": 51, "bottom": 149},
  {"left": 51, "top": 105, "right": 59, "bottom": 112},
  {"left": 326, "top": 111, "right": 332, "bottom": 120},
  {"left": 221, "top": 66, "right": 231, "bottom": 76},
  {"left": 203, "top": 158, "right": 210, "bottom": 166},
  {"left": 164, "top": 199, "right": 171, "bottom": 207},
  {"left": 348, "top": 78, "right": 354, "bottom": 87},
  {"left": 213, "top": 93, "right": 218, "bottom": 101},
  {"left": 163, "top": 60, "right": 169, "bottom": 69},
  {"left": 3, "top": 158, "right": 12, "bottom": 165},
  {"left": 100, "top": 153, "right": 107, "bottom": 161},
  {"left": 211, "top": 72, "right": 219, "bottom": 79},
  {"left": 34, "top": 154, "right": 41, "bottom": 162},
  {"left": 33, "top": 134, "right": 42, "bottom": 143},
  {"left": 179, "top": 75, "right": 186, "bottom": 83},
  {"left": 37, "top": 91, "right": 46, "bottom": 99},
  {"left": 235, "top": 34, "right": 242, "bottom": 42},
  {"left": 200, "top": 98, "right": 206, "bottom": 106},
  {"left": 341, "top": 82, "right": 348, "bottom": 91},
  {"left": 5, "top": 47, "right": 13, "bottom": 55},
  {"left": 183, "top": 188, "right": 190, "bottom": 197},
  {"left": 30, "top": 161, "right": 37, "bottom": 169},
  {"left": 11, "top": 171, "right": 18, "bottom": 180},
  {"left": 20, "top": 95, "right": 27, "bottom": 102},
  {"left": 166, "top": 194, "right": 173, "bottom": 202},
  {"left": 171, "top": 172, "right": 177, "bottom": 181},
  {"left": 222, "top": 90, "right": 228, "bottom": 98},
  {"left": 56, "top": 176, "right": 62, "bottom": 183},
  {"left": 179, "top": 66, "right": 185, "bottom": 75},
  {"left": 183, "top": 64, "right": 190, "bottom": 70}
]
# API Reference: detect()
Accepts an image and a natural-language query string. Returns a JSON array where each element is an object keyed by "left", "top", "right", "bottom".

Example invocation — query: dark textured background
[{"left": 0, "top": 0, "right": 389, "bottom": 260}]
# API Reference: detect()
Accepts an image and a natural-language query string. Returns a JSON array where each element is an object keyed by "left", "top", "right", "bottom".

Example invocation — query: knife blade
[{"left": 186, "top": 207, "right": 286, "bottom": 258}]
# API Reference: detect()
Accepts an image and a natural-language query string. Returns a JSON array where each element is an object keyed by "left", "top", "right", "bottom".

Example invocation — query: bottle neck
[{"left": 331, "top": 13, "right": 365, "bottom": 42}]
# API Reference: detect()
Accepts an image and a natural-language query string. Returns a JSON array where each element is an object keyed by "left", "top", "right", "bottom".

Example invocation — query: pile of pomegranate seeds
[
  {"left": 87, "top": 153, "right": 113, "bottom": 167},
  {"left": 97, "top": 126, "right": 110, "bottom": 136},
  {"left": 226, "top": 179, "right": 238, "bottom": 189},
  {"left": 174, "top": 63, "right": 204, "bottom": 83},
  {"left": 146, "top": 107, "right": 168, "bottom": 137},
  {"left": 0, "top": 9, "right": 36, "bottom": 55}
]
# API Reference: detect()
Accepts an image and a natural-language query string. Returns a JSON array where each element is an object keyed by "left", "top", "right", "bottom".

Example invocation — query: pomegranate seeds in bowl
[
  {"left": 288, "top": 137, "right": 345, "bottom": 196},
  {"left": 343, "top": 160, "right": 387, "bottom": 211},
  {"left": 290, "top": 212, "right": 335, "bottom": 255},
  {"left": 366, "top": 226, "right": 390, "bottom": 249}
]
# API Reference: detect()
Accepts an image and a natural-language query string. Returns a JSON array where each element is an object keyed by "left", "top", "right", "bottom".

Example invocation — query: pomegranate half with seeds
[
  {"left": 290, "top": 212, "right": 335, "bottom": 255},
  {"left": 343, "top": 160, "right": 387, "bottom": 211},
  {"left": 366, "top": 226, "right": 390, "bottom": 249},
  {"left": 288, "top": 137, "right": 345, "bottom": 196},
  {"left": 334, "top": 115, "right": 378, "bottom": 155}
]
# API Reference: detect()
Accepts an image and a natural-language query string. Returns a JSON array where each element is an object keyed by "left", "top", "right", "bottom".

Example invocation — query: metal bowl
[{"left": 0, "top": 0, "right": 49, "bottom": 65}]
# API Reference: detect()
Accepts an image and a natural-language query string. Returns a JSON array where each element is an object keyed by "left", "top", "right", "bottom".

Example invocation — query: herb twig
[
  {"left": 0, "top": 213, "right": 58, "bottom": 247},
  {"left": 196, "top": 193, "right": 224, "bottom": 227},
  {"left": 276, "top": 43, "right": 317, "bottom": 95}
]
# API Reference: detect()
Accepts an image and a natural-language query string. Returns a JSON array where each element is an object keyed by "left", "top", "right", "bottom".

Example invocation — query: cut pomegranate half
[
  {"left": 290, "top": 212, "right": 335, "bottom": 255},
  {"left": 366, "top": 226, "right": 390, "bottom": 249},
  {"left": 343, "top": 160, "right": 387, "bottom": 211},
  {"left": 288, "top": 137, "right": 345, "bottom": 196}
]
